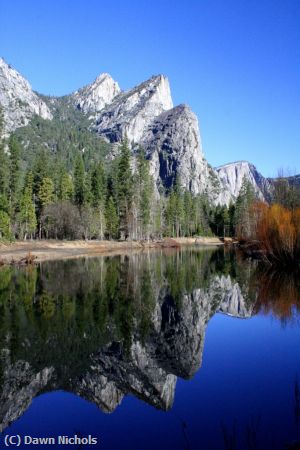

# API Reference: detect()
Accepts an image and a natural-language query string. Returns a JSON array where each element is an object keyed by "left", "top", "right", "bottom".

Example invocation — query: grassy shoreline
[{"left": 0, "top": 237, "right": 223, "bottom": 264}]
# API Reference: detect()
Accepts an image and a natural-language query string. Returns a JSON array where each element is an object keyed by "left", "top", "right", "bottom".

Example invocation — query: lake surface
[{"left": 0, "top": 247, "right": 299, "bottom": 449}]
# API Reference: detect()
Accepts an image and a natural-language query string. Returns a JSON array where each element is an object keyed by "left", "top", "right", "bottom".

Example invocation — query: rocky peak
[
  {"left": 0, "top": 60, "right": 279, "bottom": 205},
  {"left": 216, "top": 160, "right": 272, "bottom": 201},
  {"left": 94, "top": 74, "right": 173, "bottom": 143},
  {"left": 142, "top": 104, "right": 203, "bottom": 190},
  {"left": 71, "top": 72, "right": 120, "bottom": 113},
  {"left": 0, "top": 58, "right": 52, "bottom": 134},
  {"left": 141, "top": 104, "right": 228, "bottom": 203}
]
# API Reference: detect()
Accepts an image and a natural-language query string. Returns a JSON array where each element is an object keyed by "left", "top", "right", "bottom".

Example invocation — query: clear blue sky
[{"left": 1, "top": 0, "right": 299, "bottom": 176}]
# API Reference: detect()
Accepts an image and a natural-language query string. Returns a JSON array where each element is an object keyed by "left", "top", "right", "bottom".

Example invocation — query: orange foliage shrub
[{"left": 249, "top": 202, "right": 300, "bottom": 263}]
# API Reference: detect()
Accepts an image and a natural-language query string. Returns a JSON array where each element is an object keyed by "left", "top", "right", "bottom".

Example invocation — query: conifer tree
[
  {"left": 117, "top": 140, "right": 133, "bottom": 239},
  {"left": 222, "top": 207, "right": 230, "bottom": 237},
  {"left": 90, "top": 161, "right": 107, "bottom": 238},
  {"left": 0, "top": 211, "right": 10, "bottom": 240},
  {"left": 18, "top": 189, "right": 37, "bottom": 239},
  {"left": 153, "top": 199, "right": 164, "bottom": 239},
  {"left": 183, "top": 190, "right": 194, "bottom": 236},
  {"left": 91, "top": 161, "right": 106, "bottom": 208},
  {"left": 83, "top": 171, "right": 93, "bottom": 206},
  {"left": 38, "top": 177, "right": 55, "bottom": 208},
  {"left": 32, "top": 150, "right": 51, "bottom": 195},
  {"left": 8, "top": 135, "right": 21, "bottom": 210},
  {"left": 59, "top": 173, "right": 74, "bottom": 201},
  {"left": 135, "top": 147, "right": 153, "bottom": 239},
  {"left": 165, "top": 191, "right": 177, "bottom": 237},
  {"left": 228, "top": 202, "right": 235, "bottom": 236},
  {"left": 105, "top": 196, "right": 119, "bottom": 239},
  {"left": 234, "top": 177, "right": 255, "bottom": 239},
  {"left": 74, "top": 154, "right": 85, "bottom": 207},
  {"left": 18, "top": 171, "right": 37, "bottom": 239},
  {"left": 173, "top": 176, "right": 184, "bottom": 237}
]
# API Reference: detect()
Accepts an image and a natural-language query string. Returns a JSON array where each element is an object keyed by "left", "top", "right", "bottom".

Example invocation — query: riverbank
[{"left": 0, "top": 237, "right": 223, "bottom": 264}]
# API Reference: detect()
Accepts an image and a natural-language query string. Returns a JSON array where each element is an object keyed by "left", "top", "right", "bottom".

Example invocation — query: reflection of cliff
[
  {"left": 0, "top": 354, "right": 54, "bottom": 433},
  {"left": 0, "top": 249, "right": 259, "bottom": 431}
]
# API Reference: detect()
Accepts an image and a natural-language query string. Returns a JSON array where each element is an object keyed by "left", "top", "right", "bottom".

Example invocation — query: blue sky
[{"left": 1, "top": 0, "right": 299, "bottom": 176}]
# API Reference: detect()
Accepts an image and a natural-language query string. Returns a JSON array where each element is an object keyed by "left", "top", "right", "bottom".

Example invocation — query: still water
[{"left": 0, "top": 247, "right": 299, "bottom": 449}]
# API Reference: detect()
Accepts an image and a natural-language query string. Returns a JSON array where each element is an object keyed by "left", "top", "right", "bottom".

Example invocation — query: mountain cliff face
[
  {"left": 142, "top": 105, "right": 209, "bottom": 192},
  {"left": 71, "top": 73, "right": 120, "bottom": 113},
  {"left": 93, "top": 74, "right": 173, "bottom": 143},
  {"left": 216, "top": 161, "right": 272, "bottom": 202},
  {"left": 0, "top": 59, "right": 288, "bottom": 204},
  {"left": 0, "top": 58, "right": 52, "bottom": 135}
]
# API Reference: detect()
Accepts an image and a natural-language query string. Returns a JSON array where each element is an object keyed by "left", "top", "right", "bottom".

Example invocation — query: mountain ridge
[{"left": 0, "top": 58, "right": 296, "bottom": 205}]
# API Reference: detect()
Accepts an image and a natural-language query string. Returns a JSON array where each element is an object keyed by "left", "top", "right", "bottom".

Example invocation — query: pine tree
[
  {"left": 173, "top": 176, "right": 184, "bottom": 237},
  {"left": 24, "top": 171, "right": 34, "bottom": 194},
  {"left": 89, "top": 162, "right": 107, "bottom": 239},
  {"left": 8, "top": 135, "right": 21, "bottom": 209},
  {"left": 135, "top": 147, "right": 153, "bottom": 239},
  {"left": 117, "top": 140, "right": 133, "bottom": 239},
  {"left": 222, "top": 207, "right": 230, "bottom": 237},
  {"left": 83, "top": 171, "right": 93, "bottom": 206},
  {"left": 74, "top": 154, "right": 85, "bottom": 207},
  {"left": 165, "top": 191, "right": 175, "bottom": 236},
  {"left": 38, "top": 177, "right": 55, "bottom": 208},
  {"left": 0, "top": 210, "right": 10, "bottom": 240},
  {"left": 234, "top": 177, "right": 255, "bottom": 239},
  {"left": 211, "top": 205, "right": 226, "bottom": 236},
  {"left": 105, "top": 196, "right": 119, "bottom": 239},
  {"left": 183, "top": 190, "right": 194, "bottom": 236},
  {"left": 91, "top": 161, "right": 106, "bottom": 208},
  {"left": 18, "top": 189, "right": 37, "bottom": 239},
  {"left": 32, "top": 150, "right": 51, "bottom": 196},
  {"left": 59, "top": 173, "right": 74, "bottom": 201},
  {"left": 153, "top": 199, "right": 164, "bottom": 239},
  {"left": 17, "top": 171, "right": 37, "bottom": 239},
  {"left": 228, "top": 202, "right": 235, "bottom": 236}
]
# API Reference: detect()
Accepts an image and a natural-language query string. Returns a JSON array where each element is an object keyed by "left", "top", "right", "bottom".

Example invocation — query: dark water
[{"left": 0, "top": 247, "right": 299, "bottom": 449}]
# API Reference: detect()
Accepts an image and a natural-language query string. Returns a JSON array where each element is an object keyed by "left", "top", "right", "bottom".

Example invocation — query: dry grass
[{"left": 0, "top": 237, "right": 223, "bottom": 264}]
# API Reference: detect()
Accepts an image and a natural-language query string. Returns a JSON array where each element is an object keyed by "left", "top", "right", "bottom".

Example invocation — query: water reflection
[{"left": 0, "top": 247, "right": 299, "bottom": 433}]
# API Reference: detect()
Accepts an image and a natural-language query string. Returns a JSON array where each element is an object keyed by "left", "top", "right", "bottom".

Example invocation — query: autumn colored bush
[{"left": 248, "top": 202, "right": 300, "bottom": 264}]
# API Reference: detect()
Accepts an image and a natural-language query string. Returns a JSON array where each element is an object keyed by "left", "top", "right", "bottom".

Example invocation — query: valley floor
[{"left": 0, "top": 237, "right": 223, "bottom": 264}]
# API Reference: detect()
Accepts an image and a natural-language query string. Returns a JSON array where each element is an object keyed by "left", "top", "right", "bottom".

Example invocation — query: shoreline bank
[{"left": 0, "top": 237, "right": 223, "bottom": 264}]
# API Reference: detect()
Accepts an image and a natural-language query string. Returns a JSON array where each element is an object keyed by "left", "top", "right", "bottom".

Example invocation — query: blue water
[{"left": 2, "top": 311, "right": 300, "bottom": 450}]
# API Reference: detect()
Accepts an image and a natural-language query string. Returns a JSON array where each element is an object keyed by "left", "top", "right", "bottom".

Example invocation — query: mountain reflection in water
[{"left": 0, "top": 247, "right": 299, "bottom": 445}]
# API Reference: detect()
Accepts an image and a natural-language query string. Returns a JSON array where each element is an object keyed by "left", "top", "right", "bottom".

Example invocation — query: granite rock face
[
  {"left": 141, "top": 104, "right": 228, "bottom": 202},
  {"left": 0, "top": 58, "right": 52, "bottom": 135},
  {"left": 93, "top": 74, "right": 173, "bottom": 143},
  {"left": 1, "top": 59, "right": 285, "bottom": 204},
  {"left": 216, "top": 161, "right": 272, "bottom": 202},
  {"left": 71, "top": 73, "right": 120, "bottom": 113}
]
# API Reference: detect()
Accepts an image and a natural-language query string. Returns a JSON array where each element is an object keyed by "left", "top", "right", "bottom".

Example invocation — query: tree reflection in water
[{"left": 0, "top": 247, "right": 299, "bottom": 444}]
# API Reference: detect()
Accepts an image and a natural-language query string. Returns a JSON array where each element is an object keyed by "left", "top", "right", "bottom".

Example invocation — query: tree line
[
  {"left": 0, "top": 106, "right": 240, "bottom": 241},
  {"left": 1, "top": 105, "right": 298, "bottom": 243},
  {"left": 0, "top": 125, "right": 213, "bottom": 240}
]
